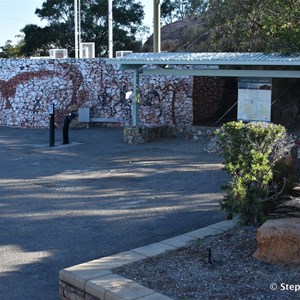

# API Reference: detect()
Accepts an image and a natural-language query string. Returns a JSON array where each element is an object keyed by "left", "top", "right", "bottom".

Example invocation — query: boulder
[
  {"left": 142, "top": 17, "right": 206, "bottom": 52},
  {"left": 253, "top": 218, "right": 300, "bottom": 264}
]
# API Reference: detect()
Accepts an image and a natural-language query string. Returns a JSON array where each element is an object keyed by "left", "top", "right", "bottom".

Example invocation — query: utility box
[
  {"left": 116, "top": 51, "right": 133, "bottom": 58},
  {"left": 78, "top": 107, "right": 90, "bottom": 123},
  {"left": 49, "top": 49, "right": 68, "bottom": 59},
  {"left": 80, "top": 43, "right": 95, "bottom": 58}
]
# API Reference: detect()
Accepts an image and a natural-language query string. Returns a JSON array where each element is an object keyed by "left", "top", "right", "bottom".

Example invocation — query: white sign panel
[
  {"left": 49, "top": 103, "right": 54, "bottom": 115},
  {"left": 237, "top": 77, "right": 272, "bottom": 122},
  {"left": 78, "top": 107, "right": 90, "bottom": 122}
]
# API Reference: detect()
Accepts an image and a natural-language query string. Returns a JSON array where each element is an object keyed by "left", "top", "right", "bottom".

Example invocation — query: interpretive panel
[{"left": 237, "top": 77, "right": 272, "bottom": 122}]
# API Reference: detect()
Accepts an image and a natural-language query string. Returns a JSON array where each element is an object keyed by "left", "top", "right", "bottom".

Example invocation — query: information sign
[{"left": 237, "top": 77, "right": 272, "bottom": 122}]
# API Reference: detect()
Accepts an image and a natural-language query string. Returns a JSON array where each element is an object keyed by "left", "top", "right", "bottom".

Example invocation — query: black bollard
[
  {"left": 62, "top": 114, "right": 71, "bottom": 144},
  {"left": 62, "top": 112, "right": 78, "bottom": 144},
  {"left": 49, "top": 104, "right": 55, "bottom": 147}
]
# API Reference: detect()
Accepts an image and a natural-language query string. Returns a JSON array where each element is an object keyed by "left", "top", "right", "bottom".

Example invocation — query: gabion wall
[{"left": 0, "top": 58, "right": 193, "bottom": 128}]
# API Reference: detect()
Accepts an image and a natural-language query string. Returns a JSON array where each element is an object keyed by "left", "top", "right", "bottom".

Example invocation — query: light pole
[
  {"left": 74, "top": 0, "right": 81, "bottom": 58},
  {"left": 108, "top": 0, "right": 113, "bottom": 58},
  {"left": 153, "top": 0, "right": 161, "bottom": 52}
]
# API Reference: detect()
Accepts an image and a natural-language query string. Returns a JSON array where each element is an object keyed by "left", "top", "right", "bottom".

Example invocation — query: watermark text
[{"left": 270, "top": 283, "right": 300, "bottom": 292}]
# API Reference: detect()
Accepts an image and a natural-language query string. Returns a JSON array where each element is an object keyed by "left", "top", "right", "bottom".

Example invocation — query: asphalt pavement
[{"left": 0, "top": 126, "right": 227, "bottom": 300}]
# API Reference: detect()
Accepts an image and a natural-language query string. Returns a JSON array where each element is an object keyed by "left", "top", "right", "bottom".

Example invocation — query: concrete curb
[{"left": 59, "top": 218, "right": 238, "bottom": 300}]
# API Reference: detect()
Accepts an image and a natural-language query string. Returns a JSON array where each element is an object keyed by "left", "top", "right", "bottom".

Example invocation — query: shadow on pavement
[{"left": 0, "top": 126, "right": 227, "bottom": 300}]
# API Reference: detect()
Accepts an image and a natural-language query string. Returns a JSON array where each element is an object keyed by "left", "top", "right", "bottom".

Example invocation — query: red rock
[{"left": 253, "top": 218, "right": 300, "bottom": 264}]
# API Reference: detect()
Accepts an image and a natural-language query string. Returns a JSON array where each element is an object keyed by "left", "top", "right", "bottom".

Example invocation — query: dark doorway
[
  {"left": 192, "top": 76, "right": 237, "bottom": 126},
  {"left": 271, "top": 78, "right": 300, "bottom": 129}
]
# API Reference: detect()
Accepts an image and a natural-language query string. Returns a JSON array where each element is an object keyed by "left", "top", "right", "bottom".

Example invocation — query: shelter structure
[{"left": 106, "top": 52, "right": 300, "bottom": 142}]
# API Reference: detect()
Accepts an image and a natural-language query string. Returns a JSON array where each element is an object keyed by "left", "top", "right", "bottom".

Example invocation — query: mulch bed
[{"left": 114, "top": 226, "right": 300, "bottom": 300}]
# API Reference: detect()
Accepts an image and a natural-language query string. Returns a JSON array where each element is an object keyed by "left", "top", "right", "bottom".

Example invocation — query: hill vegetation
[{"left": 145, "top": 0, "right": 300, "bottom": 54}]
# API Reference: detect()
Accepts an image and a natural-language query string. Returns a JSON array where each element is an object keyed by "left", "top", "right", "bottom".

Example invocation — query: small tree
[
  {"left": 0, "top": 39, "right": 23, "bottom": 58},
  {"left": 215, "top": 121, "right": 293, "bottom": 225}
]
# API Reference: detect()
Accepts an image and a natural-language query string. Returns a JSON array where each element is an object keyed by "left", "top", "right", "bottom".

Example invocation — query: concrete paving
[{"left": 0, "top": 126, "right": 227, "bottom": 300}]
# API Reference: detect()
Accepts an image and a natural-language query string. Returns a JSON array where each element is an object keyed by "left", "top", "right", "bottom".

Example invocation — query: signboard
[
  {"left": 49, "top": 103, "right": 54, "bottom": 115},
  {"left": 237, "top": 77, "right": 272, "bottom": 122},
  {"left": 78, "top": 107, "right": 90, "bottom": 122}
]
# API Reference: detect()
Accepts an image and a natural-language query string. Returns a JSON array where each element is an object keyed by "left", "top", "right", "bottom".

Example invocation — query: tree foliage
[
  {"left": 161, "top": 0, "right": 207, "bottom": 25},
  {"left": 20, "top": 0, "right": 145, "bottom": 57},
  {"left": 0, "top": 39, "right": 24, "bottom": 58},
  {"left": 159, "top": 0, "right": 300, "bottom": 54},
  {"left": 215, "top": 121, "right": 293, "bottom": 226},
  {"left": 202, "top": 0, "right": 300, "bottom": 53}
]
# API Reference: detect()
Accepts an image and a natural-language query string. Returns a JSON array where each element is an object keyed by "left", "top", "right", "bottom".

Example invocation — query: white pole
[
  {"left": 74, "top": 0, "right": 78, "bottom": 58},
  {"left": 78, "top": 0, "right": 82, "bottom": 58},
  {"left": 74, "top": 0, "right": 82, "bottom": 58},
  {"left": 108, "top": 0, "right": 113, "bottom": 58}
]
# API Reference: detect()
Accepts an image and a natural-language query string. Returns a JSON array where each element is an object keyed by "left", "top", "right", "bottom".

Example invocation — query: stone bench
[
  {"left": 78, "top": 107, "right": 121, "bottom": 127},
  {"left": 90, "top": 117, "right": 119, "bottom": 123},
  {"left": 88, "top": 117, "right": 122, "bottom": 128}
]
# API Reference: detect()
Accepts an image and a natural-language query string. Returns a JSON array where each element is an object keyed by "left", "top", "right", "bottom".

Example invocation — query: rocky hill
[{"left": 142, "top": 17, "right": 207, "bottom": 52}]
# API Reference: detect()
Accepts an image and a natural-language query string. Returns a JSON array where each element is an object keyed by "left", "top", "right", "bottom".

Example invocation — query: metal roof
[
  {"left": 105, "top": 52, "right": 300, "bottom": 79},
  {"left": 106, "top": 52, "right": 300, "bottom": 67}
]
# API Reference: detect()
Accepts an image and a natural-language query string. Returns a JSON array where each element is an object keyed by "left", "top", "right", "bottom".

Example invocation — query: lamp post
[
  {"left": 108, "top": 0, "right": 113, "bottom": 58},
  {"left": 74, "top": 0, "right": 81, "bottom": 58},
  {"left": 153, "top": 0, "right": 161, "bottom": 53}
]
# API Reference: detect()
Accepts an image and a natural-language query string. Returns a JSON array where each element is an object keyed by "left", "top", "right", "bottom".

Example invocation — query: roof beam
[{"left": 140, "top": 68, "right": 300, "bottom": 78}]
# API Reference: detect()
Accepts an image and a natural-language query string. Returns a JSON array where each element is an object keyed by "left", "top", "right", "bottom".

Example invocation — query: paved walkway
[{"left": 0, "top": 126, "right": 227, "bottom": 300}]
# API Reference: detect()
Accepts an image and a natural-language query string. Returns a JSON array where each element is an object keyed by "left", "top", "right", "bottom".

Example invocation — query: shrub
[{"left": 215, "top": 121, "right": 293, "bottom": 225}]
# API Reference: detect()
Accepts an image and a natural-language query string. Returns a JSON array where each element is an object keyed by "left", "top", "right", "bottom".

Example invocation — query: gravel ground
[{"left": 114, "top": 226, "right": 300, "bottom": 300}]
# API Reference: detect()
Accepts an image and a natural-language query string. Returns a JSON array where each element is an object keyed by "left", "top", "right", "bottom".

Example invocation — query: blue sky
[{"left": 0, "top": 0, "right": 153, "bottom": 46}]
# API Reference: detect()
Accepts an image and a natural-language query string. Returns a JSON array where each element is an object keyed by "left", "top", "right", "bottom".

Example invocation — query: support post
[
  {"left": 132, "top": 69, "right": 140, "bottom": 126},
  {"left": 49, "top": 103, "right": 55, "bottom": 147}
]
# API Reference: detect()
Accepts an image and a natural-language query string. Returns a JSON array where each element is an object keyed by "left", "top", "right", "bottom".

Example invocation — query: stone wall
[
  {"left": 123, "top": 125, "right": 169, "bottom": 144},
  {"left": 139, "top": 74, "right": 193, "bottom": 126},
  {"left": 3, "top": 58, "right": 298, "bottom": 131},
  {"left": 170, "top": 124, "right": 217, "bottom": 140},
  {"left": 192, "top": 76, "right": 225, "bottom": 124},
  {"left": 60, "top": 280, "right": 98, "bottom": 300},
  {"left": 0, "top": 58, "right": 194, "bottom": 128},
  {"left": 123, "top": 124, "right": 217, "bottom": 144}
]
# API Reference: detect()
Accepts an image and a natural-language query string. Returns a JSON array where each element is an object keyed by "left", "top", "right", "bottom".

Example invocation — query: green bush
[{"left": 215, "top": 121, "right": 293, "bottom": 225}]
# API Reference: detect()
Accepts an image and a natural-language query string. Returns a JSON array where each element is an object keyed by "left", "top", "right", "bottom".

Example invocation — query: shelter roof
[
  {"left": 106, "top": 52, "right": 300, "bottom": 67},
  {"left": 105, "top": 52, "right": 300, "bottom": 78}
]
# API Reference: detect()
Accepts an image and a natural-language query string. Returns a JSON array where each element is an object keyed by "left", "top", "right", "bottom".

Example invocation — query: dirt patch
[{"left": 114, "top": 226, "right": 300, "bottom": 300}]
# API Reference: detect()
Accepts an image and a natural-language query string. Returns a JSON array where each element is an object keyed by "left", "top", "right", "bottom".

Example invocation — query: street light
[
  {"left": 108, "top": 0, "right": 113, "bottom": 58},
  {"left": 74, "top": 0, "right": 81, "bottom": 58}
]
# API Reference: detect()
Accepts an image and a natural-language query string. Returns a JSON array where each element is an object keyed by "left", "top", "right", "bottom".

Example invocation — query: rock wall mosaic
[{"left": 0, "top": 58, "right": 194, "bottom": 128}]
